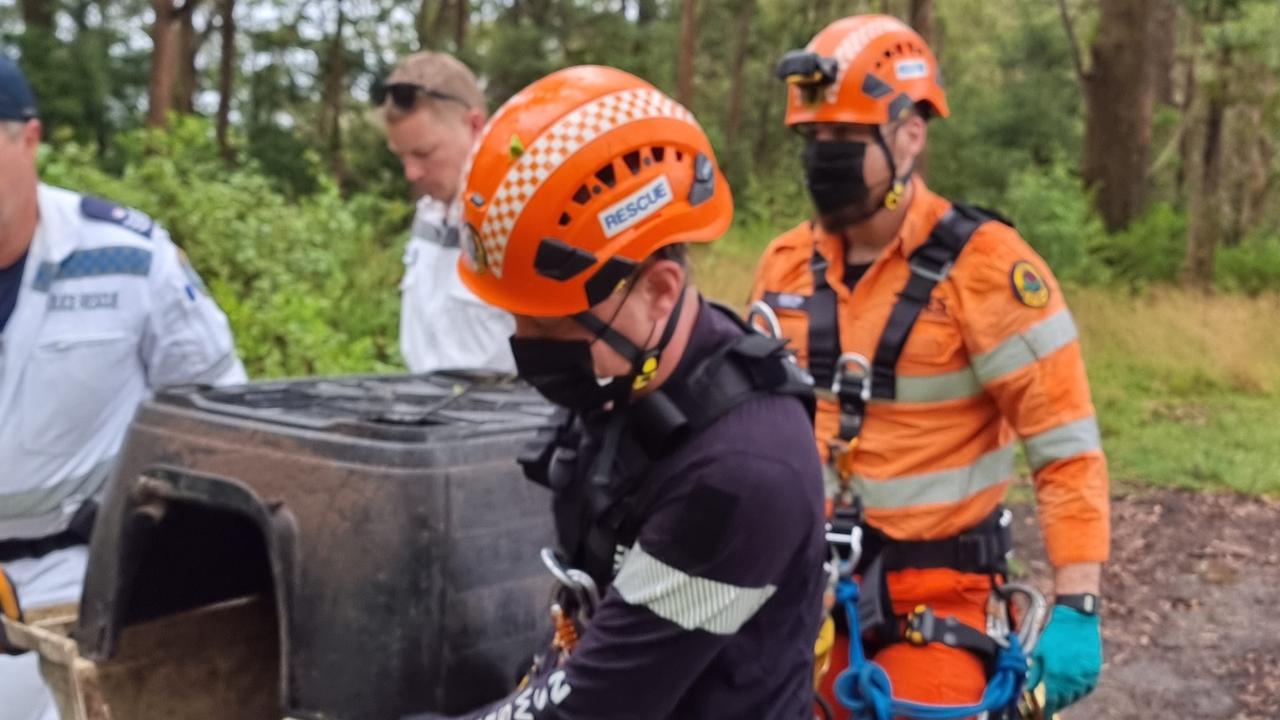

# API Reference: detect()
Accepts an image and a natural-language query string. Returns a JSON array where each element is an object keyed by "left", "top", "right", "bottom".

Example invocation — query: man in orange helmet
[
  {"left": 752, "top": 15, "right": 1109, "bottom": 719},
  {"left": 405, "top": 65, "right": 826, "bottom": 719}
]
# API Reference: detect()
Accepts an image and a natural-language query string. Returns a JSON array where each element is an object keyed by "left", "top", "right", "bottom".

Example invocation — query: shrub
[
  {"left": 39, "top": 117, "right": 411, "bottom": 378},
  {"left": 999, "top": 161, "right": 1103, "bottom": 282},
  {"left": 1215, "top": 236, "right": 1280, "bottom": 295}
]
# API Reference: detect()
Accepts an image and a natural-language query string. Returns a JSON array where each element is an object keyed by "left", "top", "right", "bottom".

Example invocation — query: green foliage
[
  {"left": 1214, "top": 236, "right": 1280, "bottom": 294},
  {"left": 1001, "top": 161, "right": 1103, "bottom": 281},
  {"left": 928, "top": 0, "right": 1083, "bottom": 205},
  {"left": 1092, "top": 203, "right": 1188, "bottom": 286},
  {"left": 994, "top": 163, "right": 1186, "bottom": 288},
  {"left": 38, "top": 117, "right": 410, "bottom": 379}
]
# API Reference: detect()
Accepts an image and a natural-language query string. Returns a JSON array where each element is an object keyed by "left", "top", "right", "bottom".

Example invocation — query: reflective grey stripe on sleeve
[
  {"left": 1025, "top": 416, "right": 1102, "bottom": 471},
  {"left": 972, "top": 309, "right": 1079, "bottom": 384},
  {"left": 185, "top": 352, "right": 243, "bottom": 386},
  {"left": 0, "top": 457, "right": 114, "bottom": 537},
  {"left": 854, "top": 443, "right": 1015, "bottom": 510},
  {"left": 612, "top": 544, "right": 777, "bottom": 636},
  {"left": 879, "top": 367, "right": 984, "bottom": 404}
]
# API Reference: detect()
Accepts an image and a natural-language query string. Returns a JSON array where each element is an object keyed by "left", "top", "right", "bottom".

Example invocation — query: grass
[{"left": 694, "top": 226, "right": 1280, "bottom": 498}]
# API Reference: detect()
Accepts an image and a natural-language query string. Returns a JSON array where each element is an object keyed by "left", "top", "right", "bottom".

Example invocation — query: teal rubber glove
[{"left": 1027, "top": 605, "right": 1102, "bottom": 716}]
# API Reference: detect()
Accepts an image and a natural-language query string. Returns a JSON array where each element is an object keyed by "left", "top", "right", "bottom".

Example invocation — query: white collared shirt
[
  {"left": 0, "top": 184, "right": 246, "bottom": 540},
  {"left": 399, "top": 196, "right": 515, "bottom": 374}
]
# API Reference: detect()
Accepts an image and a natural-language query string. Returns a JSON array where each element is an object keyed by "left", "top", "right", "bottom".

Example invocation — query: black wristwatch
[{"left": 1055, "top": 593, "right": 1100, "bottom": 616}]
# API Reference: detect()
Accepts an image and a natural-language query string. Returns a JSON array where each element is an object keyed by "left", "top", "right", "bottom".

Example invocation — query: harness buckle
[
  {"left": 904, "top": 604, "right": 934, "bottom": 647},
  {"left": 908, "top": 258, "right": 954, "bottom": 283}
]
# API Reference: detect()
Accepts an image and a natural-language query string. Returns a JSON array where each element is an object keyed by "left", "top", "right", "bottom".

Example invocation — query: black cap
[{"left": 0, "top": 55, "right": 38, "bottom": 122}]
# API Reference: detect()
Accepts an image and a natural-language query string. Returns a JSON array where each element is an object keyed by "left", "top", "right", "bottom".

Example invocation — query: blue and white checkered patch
[{"left": 33, "top": 246, "right": 153, "bottom": 292}]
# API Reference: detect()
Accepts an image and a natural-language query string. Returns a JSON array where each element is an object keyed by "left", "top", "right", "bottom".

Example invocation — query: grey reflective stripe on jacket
[
  {"left": 854, "top": 443, "right": 1016, "bottom": 510},
  {"left": 973, "top": 309, "right": 1079, "bottom": 384},
  {"left": 613, "top": 543, "right": 778, "bottom": 636},
  {"left": 872, "top": 366, "right": 985, "bottom": 405},
  {"left": 0, "top": 456, "right": 114, "bottom": 540},
  {"left": 1025, "top": 416, "right": 1103, "bottom": 471}
]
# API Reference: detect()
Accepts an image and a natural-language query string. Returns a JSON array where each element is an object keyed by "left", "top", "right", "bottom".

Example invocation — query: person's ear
[
  {"left": 637, "top": 259, "right": 686, "bottom": 324},
  {"left": 466, "top": 109, "right": 485, "bottom": 138},
  {"left": 896, "top": 113, "right": 927, "bottom": 171},
  {"left": 24, "top": 119, "right": 42, "bottom": 152}
]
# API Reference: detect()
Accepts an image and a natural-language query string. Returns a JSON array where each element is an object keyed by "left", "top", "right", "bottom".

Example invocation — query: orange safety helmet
[
  {"left": 457, "top": 65, "right": 733, "bottom": 317},
  {"left": 777, "top": 15, "right": 949, "bottom": 128}
]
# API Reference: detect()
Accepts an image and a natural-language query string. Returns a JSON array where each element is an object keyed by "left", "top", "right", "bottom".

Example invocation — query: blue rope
[{"left": 832, "top": 579, "right": 1027, "bottom": 720}]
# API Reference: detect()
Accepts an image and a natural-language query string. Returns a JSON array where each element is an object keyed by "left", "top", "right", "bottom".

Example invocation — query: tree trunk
[
  {"left": 1081, "top": 0, "right": 1159, "bottom": 233},
  {"left": 20, "top": 0, "right": 55, "bottom": 30},
  {"left": 637, "top": 0, "right": 659, "bottom": 24},
  {"left": 677, "top": 0, "right": 697, "bottom": 109},
  {"left": 1150, "top": 0, "right": 1179, "bottom": 107},
  {"left": 172, "top": 7, "right": 199, "bottom": 113},
  {"left": 416, "top": 0, "right": 435, "bottom": 50},
  {"left": 1182, "top": 78, "right": 1226, "bottom": 288},
  {"left": 215, "top": 0, "right": 236, "bottom": 159},
  {"left": 147, "top": 0, "right": 180, "bottom": 128},
  {"left": 452, "top": 0, "right": 468, "bottom": 52},
  {"left": 724, "top": 0, "right": 755, "bottom": 156},
  {"left": 908, "top": 0, "right": 933, "bottom": 46},
  {"left": 321, "top": 5, "right": 348, "bottom": 190}
]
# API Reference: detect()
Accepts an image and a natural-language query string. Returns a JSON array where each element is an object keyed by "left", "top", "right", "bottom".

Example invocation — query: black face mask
[
  {"left": 802, "top": 139, "right": 873, "bottom": 219},
  {"left": 509, "top": 336, "right": 629, "bottom": 412},
  {"left": 510, "top": 284, "right": 688, "bottom": 414},
  {"left": 801, "top": 134, "right": 908, "bottom": 232}
]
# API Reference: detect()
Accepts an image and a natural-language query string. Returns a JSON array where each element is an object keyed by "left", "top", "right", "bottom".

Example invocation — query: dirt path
[{"left": 1012, "top": 488, "right": 1280, "bottom": 720}]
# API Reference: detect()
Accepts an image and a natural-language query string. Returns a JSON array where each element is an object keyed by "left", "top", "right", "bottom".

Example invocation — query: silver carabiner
[
  {"left": 831, "top": 352, "right": 872, "bottom": 400},
  {"left": 1004, "top": 582, "right": 1049, "bottom": 655},
  {"left": 988, "top": 582, "right": 1049, "bottom": 656},
  {"left": 540, "top": 548, "right": 600, "bottom": 620},
  {"left": 824, "top": 524, "right": 863, "bottom": 576},
  {"left": 746, "top": 300, "right": 783, "bottom": 339}
]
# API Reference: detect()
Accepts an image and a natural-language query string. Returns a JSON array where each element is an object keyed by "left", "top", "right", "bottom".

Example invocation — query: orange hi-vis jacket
[{"left": 750, "top": 179, "right": 1109, "bottom": 567}]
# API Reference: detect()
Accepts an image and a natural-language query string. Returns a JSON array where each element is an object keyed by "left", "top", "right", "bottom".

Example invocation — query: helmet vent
[
  {"left": 572, "top": 186, "right": 592, "bottom": 205},
  {"left": 623, "top": 150, "right": 643, "bottom": 175},
  {"left": 651, "top": 146, "right": 666, "bottom": 163},
  {"left": 595, "top": 164, "right": 617, "bottom": 189},
  {"left": 558, "top": 212, "right": 572, "bottom": 227}
]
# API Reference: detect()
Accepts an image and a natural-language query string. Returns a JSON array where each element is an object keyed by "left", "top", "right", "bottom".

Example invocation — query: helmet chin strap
[
  {"left": 573, "top": 282, "right": 689, "bottom": 400},
  {"left": 873, "top": 122, "right": 914, "bottom": 212}
]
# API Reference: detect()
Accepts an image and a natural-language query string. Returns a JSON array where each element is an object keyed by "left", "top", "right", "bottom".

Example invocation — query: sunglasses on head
[{"left": 371, "top": 81, "right": 470, "bottom": 111}]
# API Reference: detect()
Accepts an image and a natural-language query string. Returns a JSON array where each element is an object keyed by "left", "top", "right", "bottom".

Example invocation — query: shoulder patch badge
[
  {"left": 80, "top": 196, "right": 154, "bottom": 239},
  {"left": 177, "top": 249, "right": 209, "bottom": 299},
  {"left": 1010, "top": 261, "right": 1050, "bottom": 308}
]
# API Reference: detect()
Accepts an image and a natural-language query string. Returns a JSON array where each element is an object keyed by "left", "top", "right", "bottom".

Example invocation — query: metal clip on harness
[
  {"left": 746, "top": 300, "right": 783, "bottom": 340},
  {"left": 541, "top": 547, "right": 599, "bottom": 621}
]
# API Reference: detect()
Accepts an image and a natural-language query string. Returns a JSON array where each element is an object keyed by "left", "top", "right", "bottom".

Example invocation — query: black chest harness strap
[
  {"left": 868, "top": 203, "right": 993, "bottom": 400},
  {"left": 807, "top": 248, "right": 840, "bottom": 393},
  {"left": 520, "top": 303, "right": 816, "bottom": 588}
]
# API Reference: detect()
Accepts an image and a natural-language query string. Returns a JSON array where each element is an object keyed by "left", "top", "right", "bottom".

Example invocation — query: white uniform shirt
[
  {"left": 0, "top": 184, "right": 246, "bottom": 541},
  {"left": 399, "top": 196, "right": 515, "bottom": 374}
]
